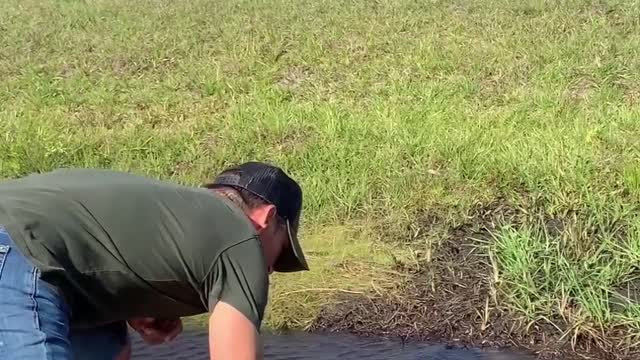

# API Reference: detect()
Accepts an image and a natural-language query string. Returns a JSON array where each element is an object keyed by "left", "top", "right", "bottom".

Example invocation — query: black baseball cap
[{"left": 204, "top": 161, "right": 309, "bottom": 273}]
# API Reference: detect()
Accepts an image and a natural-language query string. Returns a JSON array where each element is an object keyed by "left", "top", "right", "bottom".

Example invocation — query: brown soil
[{"left": 309, "top": 199, "right": 640, "bottom": 360}]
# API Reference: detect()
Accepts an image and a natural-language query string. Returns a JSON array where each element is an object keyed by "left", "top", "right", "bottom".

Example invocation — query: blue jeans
[{"left": 0, "top": 226, "right": 129, "bottom": 359}]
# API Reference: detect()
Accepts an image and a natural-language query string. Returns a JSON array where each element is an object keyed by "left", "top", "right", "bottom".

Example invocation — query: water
[{"left": 130, "top": 327, "right": 534, "bottom": 360}]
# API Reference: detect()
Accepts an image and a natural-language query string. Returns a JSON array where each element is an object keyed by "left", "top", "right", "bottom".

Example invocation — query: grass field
[{"left": 2, "top": 0, "right": 640, "bottom": 357}]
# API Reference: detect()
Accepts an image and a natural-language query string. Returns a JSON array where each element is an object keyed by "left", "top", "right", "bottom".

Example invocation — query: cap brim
[{"left": 273, "top": 220, "right": 309, "bottom": 272}]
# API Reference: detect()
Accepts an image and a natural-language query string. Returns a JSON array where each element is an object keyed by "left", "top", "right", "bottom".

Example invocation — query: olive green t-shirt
[{"left": 0, "top": 168, "right": 269, "bottom": 330}]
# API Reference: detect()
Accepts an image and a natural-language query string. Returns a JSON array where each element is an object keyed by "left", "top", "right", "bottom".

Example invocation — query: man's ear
[{"left": 248, "top": 204, "right": 276, "bottom": 231}]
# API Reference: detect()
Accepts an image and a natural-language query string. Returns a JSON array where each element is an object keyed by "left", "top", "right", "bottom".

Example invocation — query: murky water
[{"left": 130, "top": 327, "right": 534, "bottom": 360}]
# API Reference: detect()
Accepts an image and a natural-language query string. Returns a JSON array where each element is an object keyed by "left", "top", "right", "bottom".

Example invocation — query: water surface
[{"left": 130, "top": 327, "right": 534, "bottom": 360}]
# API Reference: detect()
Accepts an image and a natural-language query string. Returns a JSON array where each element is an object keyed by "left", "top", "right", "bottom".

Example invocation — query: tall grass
[{"left": 487, "top": 214, "right": 640, "bottom": 348}]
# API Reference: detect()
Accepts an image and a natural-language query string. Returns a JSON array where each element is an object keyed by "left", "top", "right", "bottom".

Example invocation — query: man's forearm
[{"left": 208, "top": 302, "right": 260, "bottom": 360}]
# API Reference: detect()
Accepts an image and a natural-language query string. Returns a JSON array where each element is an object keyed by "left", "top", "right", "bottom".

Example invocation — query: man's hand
[
  {"left": 209, "top": 301, "right": 261, "bottom": 360},
  {"left": 127, "top": 317, "right": 183, "bottom": 345}
]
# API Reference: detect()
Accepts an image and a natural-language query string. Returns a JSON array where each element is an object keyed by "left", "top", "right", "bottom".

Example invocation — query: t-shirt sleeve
[{"left": 202, "top": 237, "right": 269, "bottom": 330}]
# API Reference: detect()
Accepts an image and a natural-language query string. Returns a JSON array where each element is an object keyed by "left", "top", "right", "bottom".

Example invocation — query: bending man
[{"left": 0, "top": 161, "right": 308, "bottom": 359}]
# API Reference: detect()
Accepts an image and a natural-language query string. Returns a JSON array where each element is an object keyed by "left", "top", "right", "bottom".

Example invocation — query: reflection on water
[{"left": 130, "top": 327, "right": 534, "bottom": 360}]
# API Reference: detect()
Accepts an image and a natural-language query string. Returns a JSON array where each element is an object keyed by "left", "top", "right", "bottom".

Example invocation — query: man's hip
[{"left": 0, "top": 226, "right": 129, "bottom": 360}]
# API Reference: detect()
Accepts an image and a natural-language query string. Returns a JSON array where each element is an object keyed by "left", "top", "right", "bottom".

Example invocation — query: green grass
[{"left": 2, "top": 0, "right": 640, "bottom": 351}]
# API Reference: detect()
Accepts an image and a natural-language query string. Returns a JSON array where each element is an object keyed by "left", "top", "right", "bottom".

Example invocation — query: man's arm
[
  {"left": 202, "top": 238, "right": 269, "bottom": 360},
  {"left": 208, "top": 301, "right": 262, "bottom": 360}
]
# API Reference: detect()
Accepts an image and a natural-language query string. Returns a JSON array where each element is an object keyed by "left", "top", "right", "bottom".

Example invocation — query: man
[{"left": 0, "top": 161, "right": 309, "bottom": 359}]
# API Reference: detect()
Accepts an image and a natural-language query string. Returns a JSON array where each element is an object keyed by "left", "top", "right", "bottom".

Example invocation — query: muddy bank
[{"left": 308, "top": 198, "right": 640, "bottom": 360}]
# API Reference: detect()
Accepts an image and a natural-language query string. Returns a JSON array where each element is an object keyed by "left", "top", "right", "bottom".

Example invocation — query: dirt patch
[
  {"left": 623, "top": 87, "right": 640, "bottom": 106},
  {"left": 616, "top": 79, "right": 640, "bottom": 107},
  {"left": 270, "top": 125, "right": 315, "bottom": 153},
  {"left": 310, "top": 199, "right": 639, "bottom": 360},
  {"left": 276, "top": 66, "right": 312, "bottom": 92},
  {"left": 110, "top": 55, "right": 177, "bottom": 77},
  {"left": 565, "top": 77, "right": 597, "bottom": 102}
]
